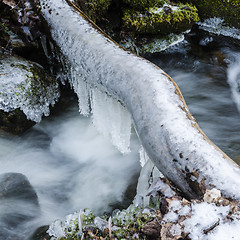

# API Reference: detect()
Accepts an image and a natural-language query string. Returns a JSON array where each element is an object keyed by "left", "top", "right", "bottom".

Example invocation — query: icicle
[
  {"left": 139, "top": 145, "right": 150, "bottom": 167},
  {"left": 90, "top": 88, "right": 132, "bottom": 154},
  {"left": 108, "top": 216, "right": 112, "bottom": 239},
  {"left": 76, "top": 80, "right": 91, "bottom": 116}
]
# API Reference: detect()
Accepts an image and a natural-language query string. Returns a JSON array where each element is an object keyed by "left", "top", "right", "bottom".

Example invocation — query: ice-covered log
[{"left": 40, "top": 0, "right": 240, "bottom": 199}]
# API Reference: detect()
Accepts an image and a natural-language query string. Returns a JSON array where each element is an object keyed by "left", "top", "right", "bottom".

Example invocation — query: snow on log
[{"left": 40, "top": 0, "right": 240, "bottom": 199}]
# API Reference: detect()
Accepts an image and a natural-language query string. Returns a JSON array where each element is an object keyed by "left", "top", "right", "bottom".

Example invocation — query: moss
[
  {"left": 186, "top": 0, "right": 240, "bottom": 28},
  {"left": 122, "top": 3, "right": 199, "bottom": 34},
  {"left": 76, "top": 0, "right": 112, "bottom": 22},
  {"left": 122, "top": 0, "right": 166, "bottom": 10}
]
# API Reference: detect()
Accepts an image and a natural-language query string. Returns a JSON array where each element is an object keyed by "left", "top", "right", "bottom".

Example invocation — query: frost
[
  {"left": 198, "top": 18, "right": 240, "bottom": 40},
  {"left": 94, "top": 217, "right": 108, "bottom": 231},
  {"left": 47, "top": 219, "right": 65, "bottom": 238},
  {"left": 183, "top": 202, "right": 230, "bottom": 240},
  {"left": 138, "top": 33, "right": 185, "bottom": 54},
  {"left": 207, "top": 218, "right": 240, "bottom": 240},
  {"left": 163, "top": 211, "right": 179, "bottom": 222},
  {"left": 170, "top": 223, "right": 182, "bottom": 236},
  {"left": 0, "top": 56, "right": 60, "bottom": 122}
]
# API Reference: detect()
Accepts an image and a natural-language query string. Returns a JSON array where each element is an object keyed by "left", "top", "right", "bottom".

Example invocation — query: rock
[
  {"left": 0, "top": 172, "right": 38, "bottom": 205},
  {"left": 122, "top": 3, "right": 199, "bottom": 34},
  {"left": 0, "top": 172, "right": 40, "bottom": 229},
  {"left": 122, "top": 0, "right": 165, "bottom": 10},
  {"left": 0, "top": 55, "right": 60, "bottom": 134},
  {"left": 0, "top": 108, "right": 35, "bottom": 135},
  {"left": 30, "top": 225, "right": 51, "bottom": 240},
  {"left": 187, "top": 0, "right": 240, "bottom": 28},
  {"left": 75, "top": 0, "right": 112, "bottom": 22}
]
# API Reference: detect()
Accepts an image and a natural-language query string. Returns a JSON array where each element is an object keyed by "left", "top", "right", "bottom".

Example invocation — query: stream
[{"left": 0, "top": 30, "right": 240, "bottom": 239}]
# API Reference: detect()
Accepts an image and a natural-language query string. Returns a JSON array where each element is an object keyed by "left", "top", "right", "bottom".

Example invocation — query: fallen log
[{"left": 40, "top": 0, "right": 240, "bottom": 199}]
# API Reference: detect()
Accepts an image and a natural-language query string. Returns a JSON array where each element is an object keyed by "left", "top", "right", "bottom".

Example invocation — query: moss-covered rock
[
  {"left": 122, "top": 3, "right": 199, "bottom": 34},
  {"left": 76, "top": 0, "right": 112, "bottom": 22},
  {"left": 122, "top": 0, "right": 166, "bottom": 10},
  {"left": 185, "top": 0, "right": 240, "bottom": 28}
]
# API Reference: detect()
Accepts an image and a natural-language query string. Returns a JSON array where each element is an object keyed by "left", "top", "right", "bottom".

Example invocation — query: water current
[{"left": 0, "top": 32, "right": 240, "bottom": 239}]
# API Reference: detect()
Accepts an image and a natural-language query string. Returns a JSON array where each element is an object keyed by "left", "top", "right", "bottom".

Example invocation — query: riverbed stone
[
  {"left": 0, "top": 172, "right": 38, "bottom": 205},
  {"left": 0, "top": 172, "right": 40, "bottom": 230}
]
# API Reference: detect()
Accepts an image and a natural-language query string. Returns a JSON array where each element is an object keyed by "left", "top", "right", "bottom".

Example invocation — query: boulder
[
  {"left": 0, "top": 172, "right": 38, "bottom": 204},
  {"left": 0, "top": 172, "right": 39, "bottom": 230},
  {"left": 0, "top": 55, "right": 60, "bottom": 134},
  {"left": 122, "top": 3, "right": 199, "bottom": 34},
  {"left": 185, "top": 0, "right": 240, "bottom": 28}
]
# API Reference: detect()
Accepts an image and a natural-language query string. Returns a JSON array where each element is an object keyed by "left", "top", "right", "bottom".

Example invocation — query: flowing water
[{"left": 0, "top": 30, "right": 240, "bottom": 239}]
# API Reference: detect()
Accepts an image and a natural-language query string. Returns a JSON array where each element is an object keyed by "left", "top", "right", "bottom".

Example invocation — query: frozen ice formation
[
  {"left": 40, "top": 0, "right": 240, "bottom": 199},
  {"left": 0, "top": 55, "right": 60, "bottom": 122},
  {"left": 198, "top": 18, "right": 240, "bottom": 40}
]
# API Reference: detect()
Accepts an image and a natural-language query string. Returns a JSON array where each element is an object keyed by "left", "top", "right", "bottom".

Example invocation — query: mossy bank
[{"left": 185, "top": 0, "right": 240, "bottom": 28}]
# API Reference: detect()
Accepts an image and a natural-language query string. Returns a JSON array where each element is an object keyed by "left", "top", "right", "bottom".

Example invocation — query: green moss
[
  {"left": 186, "top": 0, "right": 240, "bottom": 28},
  {"left": 122, "top": 0, "right": 166, "bottom": 10},
  {"left": 76, "top": 0, "right": 112, "bottom": 22},
  {"left": 122, "top": 3, "right": 199, "bottom": 34}
]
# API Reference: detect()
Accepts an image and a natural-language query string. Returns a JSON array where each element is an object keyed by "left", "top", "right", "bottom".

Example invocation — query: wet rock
[
  {"left": 30, "top": 225, "right": 51, "bottom": 240},
  {"left": 0, "top": 172, "right": 38, "bottom": 205},
  {"left": 0, "top": 55, "right": 60, "bottom": 134},
  {"left": 0, "top": 108, "right": 35, "bottom": 135},
  {"left": 0, "top": 172, "right": 40, "bottom": 230}
]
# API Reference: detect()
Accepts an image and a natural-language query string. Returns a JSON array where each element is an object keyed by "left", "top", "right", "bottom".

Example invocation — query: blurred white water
[
  {"left": 0, "top": 102, "right": 141, "bottom": 238},
  {"left": 227, "top": 53, "right": 240, "bottom": 112}
]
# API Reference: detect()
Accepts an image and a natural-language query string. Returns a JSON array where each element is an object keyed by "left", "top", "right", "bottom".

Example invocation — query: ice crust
[
  {"left": 165, "top": 198, "right": 240, "bottom": 240},
  {"left": 40, "top": 0, "right": 240, "bottom": 199},
  {"left": 198, "top": 18, "right": 240, "bottom": 40},
  {"left": 0, "top": 56, "right": 59, "bottom": 122}
]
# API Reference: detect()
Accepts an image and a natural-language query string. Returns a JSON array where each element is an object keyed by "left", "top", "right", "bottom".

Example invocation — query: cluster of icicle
[
  {"left": 0, "top": 56, "right": 60, "bottom": 122},
  {"left": 47, "top": 51, "right": 132, "bottom": 154}
]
